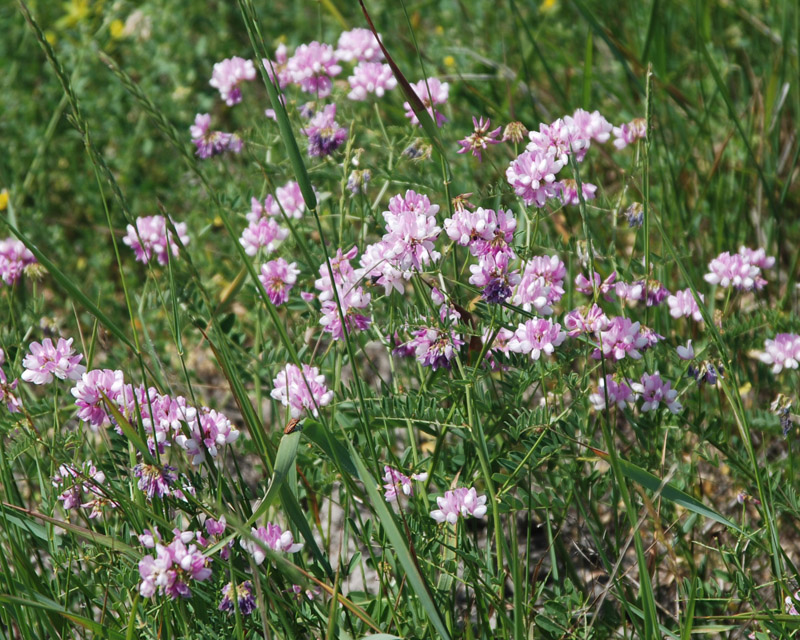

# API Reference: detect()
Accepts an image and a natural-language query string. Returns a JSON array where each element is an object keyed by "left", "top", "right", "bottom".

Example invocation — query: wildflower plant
[{"left": 2, "top": 2, "right": 800, "bottom": 640}]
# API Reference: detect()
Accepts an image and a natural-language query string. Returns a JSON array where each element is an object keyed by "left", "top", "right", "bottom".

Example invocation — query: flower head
[
  {"left": 589, "top": 375, "right": 635, "bottom": 411},
  {"left": 403, "top": 78, "right": 449, "bottom": 127},
  {"left": 596, "top": 317, "right": 648, "bottom": 361},
  {"left": 123, "top": 216, "right": 190, "bottom": 266},
  {"left": 704, "top": 251, "right": 764, "bottom": 291},
  {"left": 21, "top": 337, "right": 85, "bottom": 385},
  {"left": 667, "top": 289, "right": 704, "bottom": 322},
  {"left": 259, "top": 258, "right": 299, "bottom": 306},
  {"left": 508, "top": 318, "right": 566, "bottom": 360},
  {"left": 347, "top": 62, "right": 396, "bottom": 100},
  {"left": 382, "top": 466, "right": 427, "bottom": 502},
  {"left": 631, "top": 372, "right": 682, "bottom": 414},
  {"left": 303, "top": 104, "right": 348, "bottom": 157},
  {"left": 139, "top": 535, "right": 211, "bottom": 599},
  {"left": 219, "top": 581, "right": 256, "bottom": 616},
  {"left": 456, "top": 116, "right": 502, "bottom": 161},
  {"left": 210, "top": 57, "right": 256, "bottom": 106},
  {"left": 239, "top": 216, "right": 289, "bottom": 256},
  {"left": 0, "top": 237, "right": 37, "bottom": 286},
  {"left": 430, "top": 487, "right": 488, "bottom": 524},
  {"left": 505, "top": 150, "right": 564, "bottom": 207},
  {"left": 271, "top": 363, "right": 333, "bottom": 419},
  {"left": 612, "top": 118, "right": 647, "bottom": 149},
  {"left": 286, "top": 42, "right": 341, "bottom": 97},
  {"left": 244, "top": 523, "right": 304, "bottom": 565},
  {"left": 335, "top": 28, "right": 384, "bottom": 62},
  {"left": 190, "top": 113, "right": 243, "bottom": 158},
  {"left": 759, "top": 333, "right": 800, "bottom": 374}
]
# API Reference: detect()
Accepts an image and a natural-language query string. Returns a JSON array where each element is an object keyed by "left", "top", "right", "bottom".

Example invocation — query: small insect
[{"left": 284, "top": 418, "right": 302, "bottom": 434}]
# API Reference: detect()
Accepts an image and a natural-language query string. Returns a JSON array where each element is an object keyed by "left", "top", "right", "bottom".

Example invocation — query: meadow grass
[{"left": 1, "top": 0, "right": 799, "bottom": 638}]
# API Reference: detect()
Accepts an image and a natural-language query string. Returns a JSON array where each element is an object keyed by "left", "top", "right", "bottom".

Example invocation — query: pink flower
[
  {"left": 527, "top": 117, "right": 589, "bottom": 164},
  {"left": 403, "top": 78, "right": 449, "bottom": 127},
  {"left": 70, "top": 368, "right": 128, "bottom": 429},
  {"left": 0, "top": 237, "right": 37, "bottom": 286},
  {"left": 381, "top": 191, "right": 441, "bottom": 272},
  {"left": 189, "top": 113, "right": 243, "bottom": 158},
  {"left": 244, "top": 523, "right": 303, "bottom": 565},
  {"left": 209, "top": 57, "right": 256, "bottom": 106},
  {"left": 589, "top": 375, "right": 635, "bottom": 411},
  {"left": 631, "top": 372, "right": 682, "bottom": 413},
  {"left": 575, "top": 271, "right": 617, "bottom": 299},
  {"left": 612, "top": 118, "right": 647, "bottom": 149},
  {"left": 347, "top": 62, "right": 396, "bottom": 100},
  {"left": 0, "top": 368, "right": 22, "bottom": 413},
  {"left": 564, "top": 304, "right": 609, "bottom": 337},
  {"left": 704, "top": 251, "right": 764, "bottom": 290},
  {"left": 335, "top": 28, "right": 384, "bottom": 62},
  {"left": 556, "top": 179, "right": 597, "bottom": 205},
  {"left": 508, "top": 318, "right": 566, "bottom": 360},
  {"left": 21, "top": 337, "right": 85, "bottom": 385},
  {"left": 469, "top": 251, "right": 520, "bottom": 304},
  {"left": 239, "top": 217, "right": 288, "bottom": 256},
  {"left": 382, "top": 466, "right": 427, "bottom": 502},
  {"left": 597, "top": 317, "right": 648, "bottom": 361},
  {"left": 123, "top": 215, "right": 190, "bottom": 266},
  {"left": 430, "top": 487, "right": 488, "bottom": 524},
  {"left": 566, "top": 109, "right": 613, "bottom": 145},
  {"left": 676, "top": 340, "right": 694, "bottom": 360},
  {"left": 443, "top": 206, "right": 497, "bottom": 250},
  {"left": 302, "top": 104, "right": 348, "bottom": 157},
  {"left": 357, "top": 240, "right": 407, "bottom": 296},
  {"left": 275, "top": 181, "right": 309, "bottom": 219},
  {"left": 271, "top": 363, "right": 333, "bottom": 418},
  {"left": 505, "top": 150, "right": 564, "bottom": 207},
  {"left": 667, "top": 289, "right": 704, "bottom": 321},
  {"left": 759, "top": 333, "right": 800, "bottom": 374},
  {"left": 139, "top": 535, "right": 211, "bottom": 599},
  {"left": 456, "top": 116, "right": 502, "bottom": 161},
  {"left": 259, "top": 258, "right": 299, "bottom": 306},
  {"left": 315, "top": 247, "right": 372, "bottom": 340},
  {"left": 399, "top": 327, "right": 464, "bottom": 370},
  {"left": 262, "top": 44, "right": 291, "bottom": 88},
  {"left": 174, "top": 407, "right": 239, "bottom": 466},
  {"left": 286, "top": 42, "right": 341, "bottom": 97},
  {"left": 738, "top": 246, "right": 775, "bottom": 270},
  {"left": 517, "top": 255, "right": 566, "bottom": 308}
]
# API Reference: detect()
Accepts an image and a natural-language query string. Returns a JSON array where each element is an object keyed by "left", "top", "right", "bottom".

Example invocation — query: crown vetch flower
[
  {"left": 335, "top": 28, "right": 384, "bottom": 62},
  {"left": 382, "top": 465, "right": 428, "bottom": 502},
  {"left": 123, "top": 215, "right": 190, "bottom": 266},
  {"left": 139, "top": 535, "right": 211, "bottom": 599},
  {"left": 564, "top": 304, "right": 609, "bottom": 337},
  {"left": 0, "top": 368, "right": 21, "bottom": 413},
  {"left": 71, "top": 368, "right": 129, "bottom": 430},
  {"left": 667, "top": 288, "right": 704, "bottom": 321},
  {"left": 506, "top": 149, "right": 564, "bottom": 207},
  {"left": 286, "top": 42, "right": 341, "bottom": 97},
  {"left": 404, "top": 78, "right": 449, "bottom": 127},
  {"left": 759, "top": 333, "right": 800, "bottom": 374},
  {"left": 631, "top": 372, "right": 682, "bottom": 414},
  {"left": 443, "top": 206, "right": 496, "bottom": 250},
  {"left": 303, "top": 104, "right": 348, "bottom": 157},
  {"left": 240, "top": 216, "right": 289, "bottom": 256},
  {"left": 134, "top": 463, "right": 178, "bottom": 500},
  {"left": 596, "top": 316, "right": 648, "bottom": 361},
  {"left": 381, "top": 191, "right": 442, "bottom": 272},
  {"left": 259, "top": 258, "right": 299, "bottom": 306},
  {"left": 566, "top": 108, "right": 613, "bottom": 145},
  {"left": 575, "top": 271, "right": 617, "bottom": 299},
  {"left": 271, "top": 363, "right": 333, "bottom": 418},
  {"left": 190, "top": 113, "right": 242, "bottom": 158},
  {"left": 738, "top": 245, "right": 775, "bottom": 270},
  {"left": 315, "top": 247, "right": 372, "bottom": 340},
  {"left": 527, "top": 117, "right": 589, "bottom": 164},
  {"left": 347, "top": 62, "right": 396, "bottom": 100},
  {"left": 174, "top": 407, "right": 239, "bottom": 466},
  {"left": 589, "top": 375, "right": 635, "bottom": 411},
  {"left": 704, "top": 251, "right": 764, "bottom": 290},
  {"left": 209, "top": 57, "right": 256, "bottom": 106},
  {"left": 244, "top": 523, "right": 304, "bottom": 565},
  {"left": 219, "top": 581, "right": 256, "bottom": 616},
  {"left": 557, "top": 179, "right": 597, "bottom": 206},
  {"left": 676, "top": 340, "right": 695, "bottom": 360},
  {"left": 262, "top": 43, "right": 290, "bottom": 88},
  {"left": 457, "top": 116, "right": 502, "bottom": 161},
  {"left": 430, "top": 487, "right": 488, "bottom": 524},
  {"left": 21, "top": 337, "right": 85, "bottom": 385},
  {"left": 0, "top": 237, "right": 36, "bottom": 286},
  {"left": 275, "top": 181, "right": 309, "bottom": 219},
  {"left": 357, "top": 240, "right": 407, "bottom": 296},
  {"left": 508, "top": 318, "right": 566, "bottom": 360},
  {"left": 612, "top": 117, "right": 647, "bottom": 149},
  {"left": 470, "top": 251, "right": 521, "bottom": 304},
  {"left": 401, "top": 327, "right": 465, "bottom": 371}
]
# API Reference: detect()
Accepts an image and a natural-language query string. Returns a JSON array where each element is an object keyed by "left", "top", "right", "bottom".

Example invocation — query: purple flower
[
  {"left": 676, "top": 340, "right": 695, "bottom": 361},
  {"left": 315, "top": 247, "right": 372, "bottom": 340},
  {"left": 505, "top": 150, "right": 564, "bottom": 207},
  {"left": 738, "top": 246, "right": 775, "bottom": 270},
  {"left": 275, "top": 180, "right": 309, "bottom": 219},
  {"left": 210, "top": 57, "right": 256, "bottom": 106},
  {"left": 335, "top": 28, "right": 384, "bottom": 63},
  {"left": 219, "top": 581, "right": 256, "bottom": 616},
  {"left": 667, "top": 289, "right": 704, "bottom": 321},
  {"left": 123, "top": 215, "right": 190, "bottom": 266},
  {"left": 443, "top": 206, "right": 497, "bottom": 250},
  {"left": 644, "top": 279, "right": 670, "bottom": 306},
  {"left": 286, "top": 42, "right": 341, "bottom": 97},
  {"left": 139, "top": 535, "right": 211, "bottom": 599},
  {"left": 0, "top": 368, "right": 22, "bottom": 413},
  {"left": 52, "top": 460, "right": 112, "bottom": 515},
  {"left": 614, "top": 280, "right": 644, "bottom": 304},
  {"left": 239, "top": 216, "right": 289, "bottom": 256},
  {"left": 596, "top": 317, "right": 648, "bottom": 361},
  {"left": 382, "top": 465, "right": 427, "bottom": 502},
  {"left": 512, "top": 255, "right": 566, "bottom": 313},
  {"left": 347, "top": 62, "right": 396, "bottom": 100},
  {"left": 400, "top": 327, "right": 465, "bottom": 371},
  {"left": 631, "top": 372, "right": 682, "bottom": 414},
  {"left": 508, "top": 318, "right": 566, "bottom": 360},
  {"left": 244, "top": 522, "right": 304, "bottom": 565},
  {"left": 469, "top": 251, "right": 520, "bottom": 304},
  {"left": 381, "top": 190, "right": 442, "bottom": 272},
  {"left": 704, "top": 251, "right": 764, "bottom": 290},
  {"left": 556, "top": 179, "right": 597, "bottom": 206},
  {"left": 271, "top": 363, "right": 333, "bottom": 419},
  {"left": 575, "top": 271, "right": 617, "bottom": 300},
  {"left": 759, "top": 333, "right": 800, "bottom": 374},
  {"left": 0, "top": 237, "right": 36, "bottom": 286},
  {"left": 303, "top": 104, "right": 348, "bottom": 157},
  {"left": 259, "top": 258, "right": 299, "bottom": 306},
  {"left": 21, "top": 337, "right": 85, "bottom": 385},
  {"left": 589, "top": 375, "right": 635, "bottom": 411},
  {"left": 71, "top": 368, "right": 128, "bottom": 430},
  {"left": 403, "top": 78, "right": 449, "bottom": 127},
  {"left": 566, "top": 109, "right": 613, "bottom": 145},
  {"left": 527, "top": 117, "right": 589, "bottom": 164},
  {"left": 456, "top": 116, "right": 502, "bottom": 161},
  {"left": 612, "top": 118, "right": 647, "bottom": 149},
  {"left": 430, "top": 487, "right": 488, "bottom": 524},
  {"left": 133, "top": 463, "right": 178, "bottom": 500},
  {"left": 190, "top": 113, "right": 243, "bottom": 159},
  {"left": 358, "top": 240, "right": 407, "bottom": 296}
]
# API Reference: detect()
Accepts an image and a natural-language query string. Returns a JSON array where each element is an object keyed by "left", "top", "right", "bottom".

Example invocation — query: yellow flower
[
  {"left": 435, "top": 25, "right": 444, "bottom": 35},
  {"left": 541, "top": 0, "right": 558, "bottom": 11},
  {"left": 0, "top": 189, "right": 8, "bottom": 211},
  {"left": 110, "top": 19, "right": 125, "bottom": 39},
  {"left": 443, "top": 55, "right": 455, "bottom": 68},
  {"left": 56, "top": 0, "right": 91, "bottom": 29},
  {"left": 44, "top": 30, "right": 57, "bottom": 45}
]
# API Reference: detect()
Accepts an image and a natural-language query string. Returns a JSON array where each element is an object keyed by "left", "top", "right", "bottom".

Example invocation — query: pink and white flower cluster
[
  {"left": 512, "top": 254, "right": 567, "bottom": 314},
  {"left": 139, "top": 533, "right": 211, "bottom": 599},
  {"left": 190, "top": 113, "right": 243, "bottom": 159},
  {"left": 52, "top": 460, "right": 117, "bottom": 519},
  {"left": 382, "top": 465, "right": 428, "bottom": 502},
  {"left": 240, "top": 201, "right": 289, "bottom": 256},
  {"left": 760, "top": 333, "right": 800, "bottom": 374},
  {"left": 589, "top": 371, "right": 681, "bottom": 414},
  {"left": 704, "top": 246, "right": 775, "bottom": 291},
  {"left": 314, "top": 246, "right": 372, "bottom": 340},
  {"left": 0, "top": 237, "right": 36, "bottom": 286},
  {"left": 430, "top": 486, "right": 488, "bottom": 524},
  {"left": 259, "top": 258, "right": 299, "bottom": 306},
  {"left": 508, "top": 318, "right": 566, "bottom": 361},
  {"left": 123, "top": 216, "right": 190, "bottom": 266},
  {"left": 209, "top": 56, "right": 256, "bottom": 106},
  {"left": 271, "top": 363, "right": 333, "bottom": 419},
  {"left": 243, "top": 522, "right": 304, "bottom": 565},
  {"left": 21, "top": 337, "right": 85, "bottom": 385},
  {"left": 404, "top": 78, "right": 449, "bottom": 127}
]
